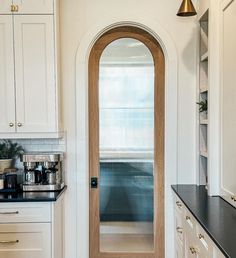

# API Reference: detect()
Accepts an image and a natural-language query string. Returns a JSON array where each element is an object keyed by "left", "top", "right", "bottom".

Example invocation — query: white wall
[{"left": 59, "top": 0, "right": 198, "bottom": 257}]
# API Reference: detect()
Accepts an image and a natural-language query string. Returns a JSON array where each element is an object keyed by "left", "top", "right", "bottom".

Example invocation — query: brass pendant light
[{"left": 177, "top": 0, "right": 197, "bottom": 17}]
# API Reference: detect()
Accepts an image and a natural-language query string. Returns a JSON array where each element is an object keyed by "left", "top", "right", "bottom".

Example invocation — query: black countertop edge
[
  {"left": 171, "top": 184, "right": 236, "bottom": 258},
  {"left": 0, "top": 186, "right": 67, "bottom": 202}
]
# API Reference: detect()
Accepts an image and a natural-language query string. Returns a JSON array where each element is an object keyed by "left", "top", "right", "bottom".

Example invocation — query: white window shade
[{"left": 99, "top": 65, "right": 154, "bottom": 153}]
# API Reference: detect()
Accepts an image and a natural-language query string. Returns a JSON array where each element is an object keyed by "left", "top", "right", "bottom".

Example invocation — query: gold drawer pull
[
  {"left": 10, "top": 5, "right": 19, "bottom": 12},
  {"left": 189, "top": 246, "right": 198, "bottom": 254},
  {"left": 0, "top": 211, "right": 19, "bottom": 215},
  {"left": 186, "top": 215, "right": 191, "bottom": 221},
  {"left": 198, "top": 233, "right": 204, "bottom": 239},
  {"left": 0, "top": 240, "right": 19, "bottom": 244},
  {"left": 176, "top": 201, "right": 182, "bottom": 207},
  {"left": 231, "top": 196, "right": 236, "bottom": 202},
  {"left": 176, "top": 226, "right": 183, "bottom": 234}
]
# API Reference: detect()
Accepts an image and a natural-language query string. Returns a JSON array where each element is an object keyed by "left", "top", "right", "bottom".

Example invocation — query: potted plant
[
  {"left": 0, "top": 140, "right": 24, "bottom": 172},
  {"left": 197, "top": 99, "right": 208, "bottom": 119}
]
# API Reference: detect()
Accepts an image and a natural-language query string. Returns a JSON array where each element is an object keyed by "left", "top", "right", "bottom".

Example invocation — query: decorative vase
[{"left": 0, "top": 159, "right": 12, "bottom": 172}]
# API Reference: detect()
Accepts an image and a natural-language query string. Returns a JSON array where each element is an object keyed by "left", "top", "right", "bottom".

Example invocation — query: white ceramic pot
[{"left": 0, "top": 159, "right": 12, "bottom": 172}]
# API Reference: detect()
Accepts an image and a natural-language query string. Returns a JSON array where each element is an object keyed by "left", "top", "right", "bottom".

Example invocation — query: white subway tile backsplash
[
  {"left": 0, "top": 135, "right": 66, "bottom": 170},
  {"left": 6, "top": 138, "right": 65, "bottom": 153}
]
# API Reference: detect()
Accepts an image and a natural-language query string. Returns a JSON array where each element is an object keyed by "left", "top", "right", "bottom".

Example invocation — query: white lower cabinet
[
  {"left": 220, "top": 0, "right": 236, "bottom": 208},
  {"left": 0, "top": 197, "right": 64, "bottom": 258},
  {"left": 0, "top": 223, "right": 50, "bottom": 258},
  {"left": 173, "top": 194, "right": 225, "bottom": 258}
]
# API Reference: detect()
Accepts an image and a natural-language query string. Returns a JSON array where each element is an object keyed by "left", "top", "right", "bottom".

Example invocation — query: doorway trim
[
  {"left": 75, "top": 18, "right": 178, "bottom": 258},
  {"left": 89, "top": 26, "right": 165, "bottom": 258}
]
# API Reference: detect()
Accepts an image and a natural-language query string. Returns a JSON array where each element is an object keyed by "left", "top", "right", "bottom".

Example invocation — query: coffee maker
[{"left": 20, "top": 153, "right": 65, "bottom": 191}]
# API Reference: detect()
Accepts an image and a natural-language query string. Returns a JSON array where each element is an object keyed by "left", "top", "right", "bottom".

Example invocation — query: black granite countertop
[
  {"left": 0, "top": 186, "right": 66, "bottom": 202},
  {"left": 172, "top": 184, "right": 236, "bottom": 258}
]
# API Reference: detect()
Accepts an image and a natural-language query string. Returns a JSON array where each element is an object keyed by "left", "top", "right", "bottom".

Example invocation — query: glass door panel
[{"left": 98, "top": 38, "right": 155, "bottom": 252}]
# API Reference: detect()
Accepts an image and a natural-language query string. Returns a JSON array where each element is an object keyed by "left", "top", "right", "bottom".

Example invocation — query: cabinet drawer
[
  {"left": 196, "top": 224, "right": 213, "bottom": 255},
  {"left": 0, "top": 203, "right": 51, "bottom": 223},
  {"left": 184, "top": 208, "right": 196, "bottom": 235},
  {"left": 0, "top": 223, "right": 51, "bottom": 258},
  {"left": 174, "top": 211, "right": 184, "bottom": 244}
]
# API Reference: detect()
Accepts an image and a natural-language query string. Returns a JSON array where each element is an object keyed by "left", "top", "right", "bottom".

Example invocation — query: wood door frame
[{"left": 89, "top": 26, "right": 165, "bottom": 258}]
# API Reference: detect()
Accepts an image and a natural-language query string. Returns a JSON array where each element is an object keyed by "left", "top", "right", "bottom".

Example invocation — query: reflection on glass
[{"left": 99, "top": 38, "right": 154, "bottom": 252}]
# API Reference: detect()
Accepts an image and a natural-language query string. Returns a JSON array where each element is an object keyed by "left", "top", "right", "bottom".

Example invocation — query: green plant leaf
[{"left": 0, "top": 140, "right": 24, "bottom": 159}]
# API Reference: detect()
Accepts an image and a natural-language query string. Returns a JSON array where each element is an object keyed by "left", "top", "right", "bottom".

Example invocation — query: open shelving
[{"left": 198, "top": 10, "right": 209, "bottom": 186}]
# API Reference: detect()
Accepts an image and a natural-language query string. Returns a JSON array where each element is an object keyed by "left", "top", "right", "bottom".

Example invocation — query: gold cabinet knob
[
  {"left": 189, "top": 246, "right": 197, "bottom": 254},
  {"left": 10, "top": 4, "right": 15, "bottom": 12},
  {"left": 176, "top": 201, "right": 182, "bottom": 207},
  {"left": 176, "top": 226, "right": 183, "bottom": 234},
  {"left": 198, "top": 233, "right": 204, "bottom": 239},
  {"left": 9, "top": 122, "right": 14, "bottom": 127},
  {"left": 231, "top": 196, "right": 236, "bottom": 201},
  {"left": 10, "top": 4, "right": 19, "bottom": 12},
  {"left": 17, "top": 122, "right": 22, "bottom": 127},
  {"left": 186, "top": 216, "right": 191, "bottom": 221}
]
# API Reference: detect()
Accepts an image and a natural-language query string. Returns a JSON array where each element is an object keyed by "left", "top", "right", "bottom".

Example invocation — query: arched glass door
[{"left": 89, "top": 27, "right": 165, "bottom": 258}]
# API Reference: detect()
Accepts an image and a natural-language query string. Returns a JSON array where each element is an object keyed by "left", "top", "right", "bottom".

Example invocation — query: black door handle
[{"left": 91, "top": 177, "right": 98, "bottom": 188}]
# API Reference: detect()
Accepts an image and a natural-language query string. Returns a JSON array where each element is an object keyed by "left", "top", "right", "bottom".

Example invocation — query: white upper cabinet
[
  {"left": 14, "top": 15, "right": 56, "bottom": 133},
  {"left": 0, "top": 0, "right": 12, "bottom": 14},
  {"left": 0, "top": 0, "right": 61, "bottom": 138},
  {"left": 13, "top": 0, "right": 54, "bottom": 14},
  {"left": 220, "top": 0, "right": 236, "bottom": 206},
  {"left": 0, "top": 16, "right": 16, "bottom": 133},
  {"left": 0, "top": 0, "right": 53, "bottom": 14}
]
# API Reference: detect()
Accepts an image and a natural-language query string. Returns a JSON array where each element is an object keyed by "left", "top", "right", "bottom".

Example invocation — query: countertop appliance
[{"left": 20, "top": 152, "right": 65, "bottom": 192}]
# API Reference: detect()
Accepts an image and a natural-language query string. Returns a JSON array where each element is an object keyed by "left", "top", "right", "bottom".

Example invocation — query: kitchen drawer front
[
  {"left": 174, "top": 210, "right": 184, "bottom": 244},
  {"left": 184, "top": 207, "right": 196, "bottom": 236},
  {"left": 196, "top": 224, "right": 213, "bottom": 256},
  {"left": 0, "top": 223, "right": 51, "bottom": 258},
  {"left": 0, "top": 203, "right": 51, "bottom": 223}
]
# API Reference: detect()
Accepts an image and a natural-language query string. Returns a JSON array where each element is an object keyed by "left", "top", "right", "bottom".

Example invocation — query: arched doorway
[{"left": 89, "top": 26, "right": 165, "bottom": 258}]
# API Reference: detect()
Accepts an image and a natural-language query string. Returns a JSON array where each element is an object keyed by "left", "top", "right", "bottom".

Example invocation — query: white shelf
[
  {"left": 198, "top": 13, "right": 209, "bottom": 188},
  {"left": 201, "top": 52, "right": 208, "bottom": 62},
  {"left": 200, "top": 151, "right": 208, "bottom": 158},
  {"left": 200, "top": 119, "right": 208, "bottom": 125}
]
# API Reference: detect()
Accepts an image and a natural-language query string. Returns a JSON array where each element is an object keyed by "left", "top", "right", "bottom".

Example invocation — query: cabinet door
[
  {"left": 0, "top": 0, "right": 12, "bottom": 14},
  {"left": 220, "top": 0, "right": 236, "bottom": 206},
  {"left": 13, "top": 0, "right": 53, "bottom": 14},
  {"left": 0, "top": 15, "right": 16, "bottom": 133},
  {"left": 0, "top": 223, "right": 51, "bottom": 258},
  {"left": 14, "top": 15, "right": 57, "bottom": 133}
]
